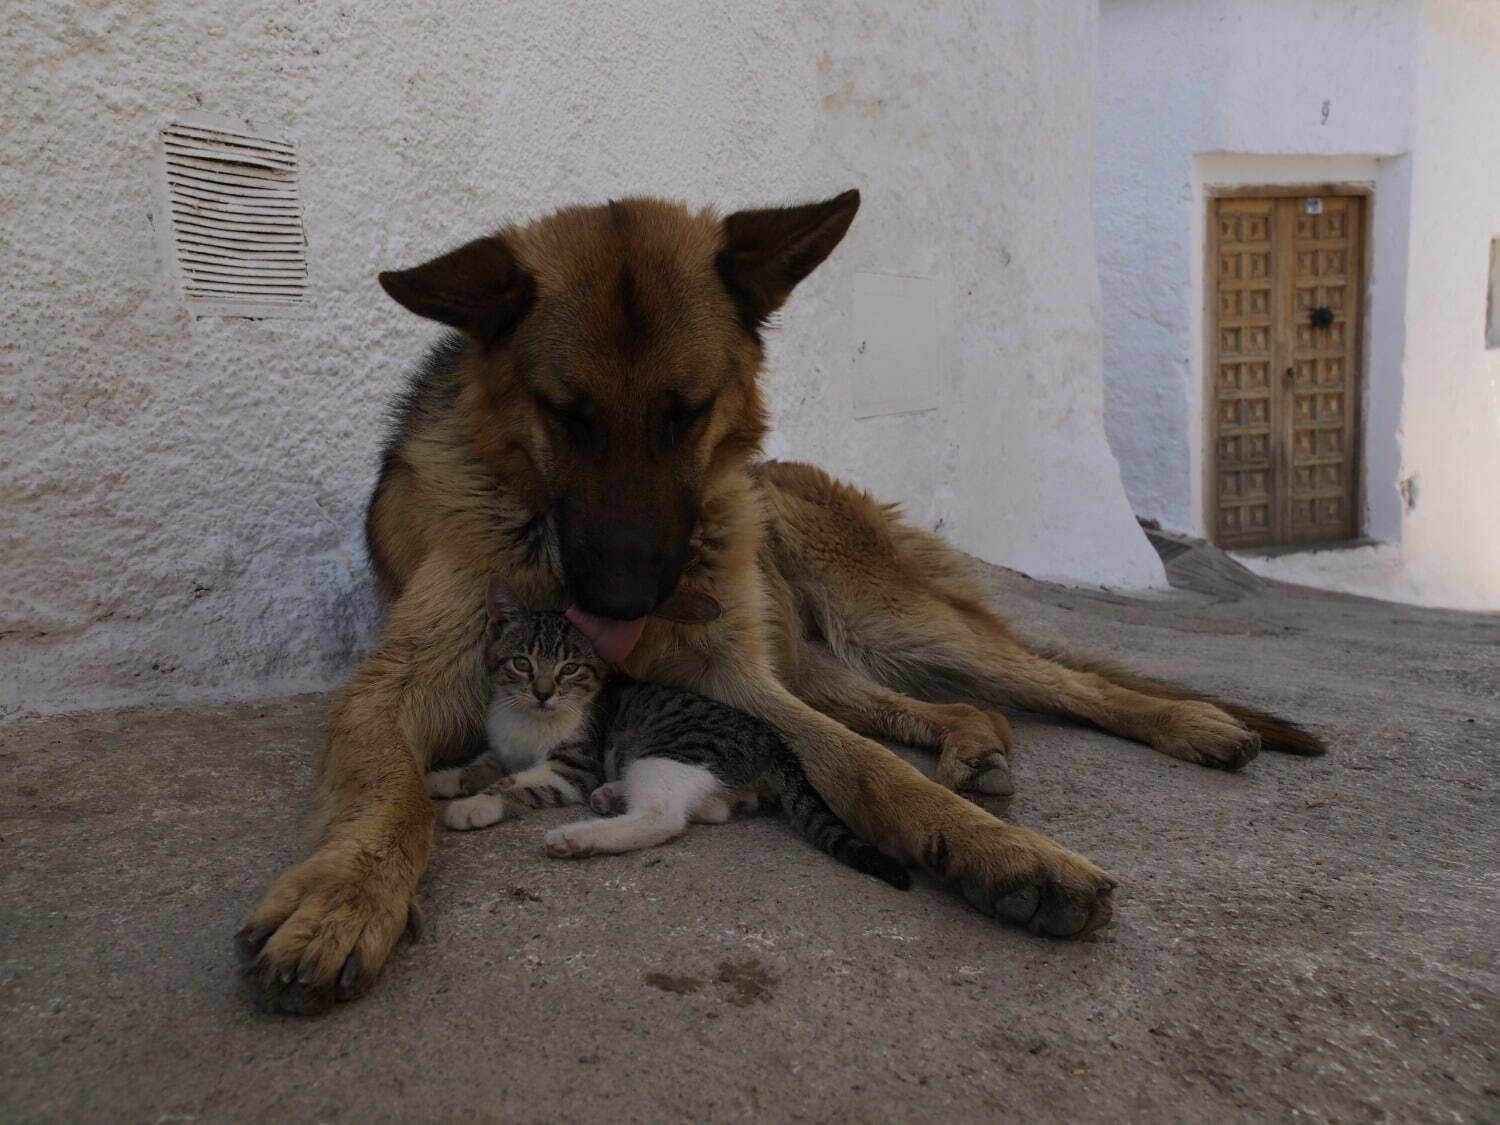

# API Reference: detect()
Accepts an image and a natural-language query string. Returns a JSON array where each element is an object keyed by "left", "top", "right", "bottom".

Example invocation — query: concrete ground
[{"left": 3, "top": 552, "right": 1498, "bottom": 1123}]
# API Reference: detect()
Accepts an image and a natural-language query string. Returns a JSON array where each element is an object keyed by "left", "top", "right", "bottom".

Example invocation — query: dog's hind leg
[
  {"left": 759, "top": 461, "right": 1320, "bottom": 771},
  {"left": 841, "top": 590, "right": 1294, "bottom": 771},
  {"left": 791, "top": 641, "right": 1017, "bottom": 804}
]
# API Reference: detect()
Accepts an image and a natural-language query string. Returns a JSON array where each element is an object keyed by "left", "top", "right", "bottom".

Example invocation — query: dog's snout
[
  {"left": 572, "top": 562, "right": 660, "bottom": 621},
  {"left": 557, "top": 498, "right": 693, "bottom": 621}
]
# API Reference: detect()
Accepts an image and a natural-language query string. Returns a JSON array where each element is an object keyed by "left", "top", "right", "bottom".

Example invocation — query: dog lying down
[
  {"left": 238, "top": 191, "right": 1324, "bottom": 1016},
  {"left": 425, "top": 577, "right": 911, "bottom": 890}
]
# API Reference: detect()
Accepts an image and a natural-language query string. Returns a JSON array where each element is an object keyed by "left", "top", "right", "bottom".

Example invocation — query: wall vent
[{"left": 157, "top": 113, "right": 307, "bottom": 317}]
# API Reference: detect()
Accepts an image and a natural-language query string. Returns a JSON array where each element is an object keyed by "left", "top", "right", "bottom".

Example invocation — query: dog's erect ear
[
  {"left": 379, "top": 236, "right": 535, "bottom": 345},
  {"left": 717, "top": 189, "right": 860, "bottom": 330},
  {"left": 485, "top": 574, "right": 527, "bottom": 631}
]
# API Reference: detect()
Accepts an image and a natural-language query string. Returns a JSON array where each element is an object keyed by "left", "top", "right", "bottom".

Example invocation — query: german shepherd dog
[{"left": 236, "top": 190, "right": 1323, "bottom": 1014}]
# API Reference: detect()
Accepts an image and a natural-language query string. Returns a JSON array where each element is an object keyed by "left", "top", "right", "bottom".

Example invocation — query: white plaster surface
[
  {"left": 1386, "top": 1, "right": 1500, "bottom": 611},
  {"left": 1096, "top": 0, "right": 1500, "bottom": 612},
  {"left": 1, "top": 0, "right": 1160, "bottom": 720}
]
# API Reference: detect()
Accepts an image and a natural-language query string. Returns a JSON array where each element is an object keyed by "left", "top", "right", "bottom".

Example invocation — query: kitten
[
  {"left": 425, "top": 579, "right": 910, "bottom": 890},
  {"left": 424, "top": 593, "right": 602, "bottom": 830}
]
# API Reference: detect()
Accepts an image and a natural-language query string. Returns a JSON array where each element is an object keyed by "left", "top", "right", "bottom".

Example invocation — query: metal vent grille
[{"left": 158, "top": 114, "right": 307, "bottom": 317}]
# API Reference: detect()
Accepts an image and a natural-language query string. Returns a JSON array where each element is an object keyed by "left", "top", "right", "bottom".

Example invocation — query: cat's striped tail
[{"left": 770, "top": 746, "right": 911, "bottom": 890}]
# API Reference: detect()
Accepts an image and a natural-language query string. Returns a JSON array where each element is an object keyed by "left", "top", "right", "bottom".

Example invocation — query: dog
[{"left": 235, "top": 191, "right": 1324, "bottom": 1015}]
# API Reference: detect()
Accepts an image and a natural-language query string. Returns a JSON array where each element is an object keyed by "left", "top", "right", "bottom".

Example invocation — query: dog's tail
[
  {"left": 1040, "top": 646, "right": 1326, "bottom": 756},
  {"left": 769, "top": 745, "right": 912, "bottom": 889}
]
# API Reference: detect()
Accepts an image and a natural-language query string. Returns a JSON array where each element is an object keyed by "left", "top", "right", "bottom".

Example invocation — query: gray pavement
[{"left": 3, "top": 553, "right": 1497, "bottom": 1123}]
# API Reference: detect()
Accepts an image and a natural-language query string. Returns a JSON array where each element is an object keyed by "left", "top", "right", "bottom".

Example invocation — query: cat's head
[{"left": 484, "top": 576, "right": 608, "bottom": 718}]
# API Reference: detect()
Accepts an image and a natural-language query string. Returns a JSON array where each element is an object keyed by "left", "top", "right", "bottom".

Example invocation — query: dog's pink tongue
[{"left": 565, "top": 606, "right": 647, "bottom": 664}]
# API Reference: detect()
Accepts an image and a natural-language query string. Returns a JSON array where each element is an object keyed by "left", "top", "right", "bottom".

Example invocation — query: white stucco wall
[
  {"left": 1, "top": 0, "right": 1160, "bottom": 720},
  {"left": 1346, "top": 0, "right": 1500, "bottom": 608},
  {"left": 1097, "top": 0, "right": 1500, "bottom": 611}
]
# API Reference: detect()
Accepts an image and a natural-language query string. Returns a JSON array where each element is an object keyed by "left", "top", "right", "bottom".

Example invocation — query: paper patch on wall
[{"left": 851, "top": 271, "right": 942, "bottom": 418}]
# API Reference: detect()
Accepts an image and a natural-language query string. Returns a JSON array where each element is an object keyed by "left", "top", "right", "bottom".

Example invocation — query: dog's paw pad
[{"left": 961, "top": 752, "right": 1016, "bottom": 796}]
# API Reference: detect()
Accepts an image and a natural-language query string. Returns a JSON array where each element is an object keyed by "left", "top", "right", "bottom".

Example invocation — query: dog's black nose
[
  {"left": 573, "top": 566, "right": 658, "bottom": 620},
  {"left": 557, "top": 504, "right": 687, "bottom": 622},
  {"left": 573, "top": 576, "right": 657, "bottom": 621}
]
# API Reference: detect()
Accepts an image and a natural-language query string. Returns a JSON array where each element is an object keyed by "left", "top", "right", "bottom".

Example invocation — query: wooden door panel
[
  {"left": 1210, "top": 194, "right": 1361, "bottom": 549},
  {"left": 1285, "top": 197, "right": 1360, "bottom": 544},
  {"left": 1212, "top": 199, "right": 1278, "bottom": 547}
]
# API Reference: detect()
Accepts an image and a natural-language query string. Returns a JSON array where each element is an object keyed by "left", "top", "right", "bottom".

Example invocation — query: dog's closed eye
[
  {"left": 661, "top": 392, "right": 717, "bottom": 447},
  {"left": 535, "top": 394, "right": 597, "bottom": 444}
]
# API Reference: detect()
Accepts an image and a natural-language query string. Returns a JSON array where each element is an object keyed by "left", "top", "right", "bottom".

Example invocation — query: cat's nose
[{"left": 532, "top": 680, "right": 556, "bottom": 704}]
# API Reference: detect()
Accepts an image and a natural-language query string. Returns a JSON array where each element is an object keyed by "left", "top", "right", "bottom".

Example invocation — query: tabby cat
[{"left": 424, "top": 579, "right": 911, "bottom": 890}]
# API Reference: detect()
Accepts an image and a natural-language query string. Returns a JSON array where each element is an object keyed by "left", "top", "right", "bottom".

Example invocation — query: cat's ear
[{"left": 485, "top": 574, "right": 526, "bottom": 631}]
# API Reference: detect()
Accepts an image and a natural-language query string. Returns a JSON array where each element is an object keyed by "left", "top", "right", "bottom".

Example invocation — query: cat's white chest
[{"left": 484, "top": 698, "right": 586, "bottom": 771}]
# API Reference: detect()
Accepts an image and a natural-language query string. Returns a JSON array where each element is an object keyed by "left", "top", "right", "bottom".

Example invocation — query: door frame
[{"left": 1202, "top": 182, "right": 1374, "bottom": 552}]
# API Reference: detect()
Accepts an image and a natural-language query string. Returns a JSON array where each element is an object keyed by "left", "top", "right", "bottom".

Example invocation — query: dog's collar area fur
[{"left": 650, "top": 584, "right": 722, "bottom": 624}]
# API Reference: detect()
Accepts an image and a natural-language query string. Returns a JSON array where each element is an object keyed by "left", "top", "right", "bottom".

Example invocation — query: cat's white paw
[
  {"left": 545, "top": 826, "right": 594, "bottom": 858},
  {"left": 426, "top": 768, "right": 465, "bottom": 799},
  {"left": 589, "top": 784, "right": 626, "bottom": 815},
  {"left": 443, "top": 794, "right": 506, "bottom": 831}
]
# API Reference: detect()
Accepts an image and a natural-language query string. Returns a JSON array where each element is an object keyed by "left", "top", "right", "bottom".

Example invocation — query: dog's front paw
[
  {"left": 442, "top": 794, "right": 506, "bottom": 830},
  {"left": 937, "top": 727, "right": 1017, "bottom": 811},
  {"left": 929, "top": 820, "right": 1117, "bottom": 938},
  {"left": 235, "top": 856, "right": 420, "bottom": 1016}
]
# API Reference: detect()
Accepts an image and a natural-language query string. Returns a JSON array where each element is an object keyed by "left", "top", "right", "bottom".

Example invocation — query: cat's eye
[
  {"left": 559, "top": 662, "right": 580, "bottom": 676},
  {"left": 510, "top": 656, "right": 533, "bottom": 674}
]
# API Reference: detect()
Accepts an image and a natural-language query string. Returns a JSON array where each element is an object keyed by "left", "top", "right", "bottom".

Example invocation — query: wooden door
[{"left": 1210, "top": 195, "right": 1362, "bottom": 549}]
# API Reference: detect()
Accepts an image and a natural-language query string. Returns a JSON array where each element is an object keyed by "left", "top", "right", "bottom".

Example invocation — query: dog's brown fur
[{"left": 236, "top": 191, "right": 1324, "bottom": 1015}]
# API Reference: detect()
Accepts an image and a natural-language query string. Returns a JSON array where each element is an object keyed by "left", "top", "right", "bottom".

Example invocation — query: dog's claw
[
  {"left": 1198, "top": 737, "right": 1260, "bottom": 771},
  {"left": 338, "top": 953, "right": 362, "bottom": 996},
  {"left": 234, "top": 923, "right": 275, "bottom": 964},
  {"left": 403, "top": 901, "right": 424, "bottom": 944}
]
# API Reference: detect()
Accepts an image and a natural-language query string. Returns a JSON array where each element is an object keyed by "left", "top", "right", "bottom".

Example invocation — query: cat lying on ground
[{"left": 425, "top": 578, "right": 911, "bottom": 890}]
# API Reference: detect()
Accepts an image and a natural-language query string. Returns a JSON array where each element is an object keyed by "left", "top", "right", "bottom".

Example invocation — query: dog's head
[{"left": 378, "top": 191, "right": 859, "bottom": 659}]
